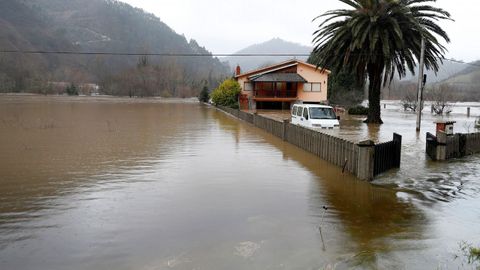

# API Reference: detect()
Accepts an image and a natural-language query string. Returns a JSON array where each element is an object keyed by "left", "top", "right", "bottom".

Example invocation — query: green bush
[
  {"left": 348, "top": 105, "right": 369, "bottom": 115},
  {"left": 210, "top": 79, "right": 241, "bottom": 108}
]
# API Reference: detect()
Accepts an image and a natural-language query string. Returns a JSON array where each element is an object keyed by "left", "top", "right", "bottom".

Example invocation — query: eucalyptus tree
[{"left": 311, "top": 0, "right": 452, "bottom": 123}]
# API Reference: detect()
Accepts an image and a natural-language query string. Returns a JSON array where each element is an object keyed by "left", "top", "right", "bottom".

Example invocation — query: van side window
[
  {"left": 296, "top": 107, "right": 303, "bottom": 117},
  {"left": 303, "top": 107, "right": 309, "bottom": 119},
  {"left": 292, "top": 106, "right": 297, "bottom": 116}
]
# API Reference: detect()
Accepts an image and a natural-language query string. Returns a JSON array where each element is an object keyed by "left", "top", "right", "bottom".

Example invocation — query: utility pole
[{"left": 416, "top": 37, "right": 426, "bottom": 132}]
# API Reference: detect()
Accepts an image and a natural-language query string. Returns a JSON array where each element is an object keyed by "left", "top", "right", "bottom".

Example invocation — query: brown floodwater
[{"left": 1, "top": 96, "right": 480, "bottom": 269}]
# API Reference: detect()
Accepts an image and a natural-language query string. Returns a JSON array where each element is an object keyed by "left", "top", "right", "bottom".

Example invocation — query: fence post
[
  {"left": 426, "top": 132, "right": 438, "bottom": 160},
  {"left": 356, "top": 140, "right": 375, "bottom": 181},
  {"left": 282, "top": 119, "right": 288, "bottom": 141},
  {"left": 436, "top": 131, "right": 447, "bottom": 161},
  {"left": 467, "top": 107, "right": 471, "bottom": 117},
  {"left": 393, "top": 133, "right": 402, "bottom": 168}
]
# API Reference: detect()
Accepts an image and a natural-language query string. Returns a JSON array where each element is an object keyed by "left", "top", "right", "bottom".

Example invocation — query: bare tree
[
  {"left": 427, "top": 84, "right": 453, "bottom": 115},
  {"left": 401, "top": 89, "right": 424, "bottom": 112}
]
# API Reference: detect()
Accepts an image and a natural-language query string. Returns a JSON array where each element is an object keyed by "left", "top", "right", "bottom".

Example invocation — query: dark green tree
[
  {"left": 307, "top": 55, "right": 364, "bottom": 106},
  {"left": 311, "top": 0, "right": 452, "bottom": 123},
  {"left": 329, "top": 68, "right": 364, "bottom": 106},
  {"left": 198, "top": 85, "right": 210, "bottom": 103},
  {"left": 65, "top": 83, "right": 78, "bottom": 96}
]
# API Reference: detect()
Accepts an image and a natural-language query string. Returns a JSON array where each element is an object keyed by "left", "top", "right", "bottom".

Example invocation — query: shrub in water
[
  {"left": 210, "top": 79, "right": 241, "bottom": 108},
  {"left": 348, "top": 105, "right": 369, "bottom": 115}
]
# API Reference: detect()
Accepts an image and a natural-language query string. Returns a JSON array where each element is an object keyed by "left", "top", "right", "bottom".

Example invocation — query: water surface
[{"left": 1, "top": 96, "right": 479, "bottom": 269}]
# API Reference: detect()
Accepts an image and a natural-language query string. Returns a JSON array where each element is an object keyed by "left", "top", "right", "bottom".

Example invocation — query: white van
[{"left": 291, "top": 104, "right": 340, "bottom": 129}]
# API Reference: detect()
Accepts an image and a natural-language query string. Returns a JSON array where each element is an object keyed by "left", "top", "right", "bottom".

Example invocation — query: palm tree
[{"left": 311, "top": 0, "right": 452, "bottom": 124}]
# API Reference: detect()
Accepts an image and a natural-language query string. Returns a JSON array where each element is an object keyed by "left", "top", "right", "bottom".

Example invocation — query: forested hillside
[
  {"left": 0, "top": 0, "right": 74, "bottom": 92},
  {"left": 0, "top": 0, "right": 229, "bottom": 96}
]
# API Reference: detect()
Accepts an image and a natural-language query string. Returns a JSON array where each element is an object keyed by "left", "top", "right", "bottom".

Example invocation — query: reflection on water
[
  {"left": 241, "top": 127, "right": 428, "bottom": 268},
  {"left": 0, "top": 96, "right": 479, "bottom": 269}
]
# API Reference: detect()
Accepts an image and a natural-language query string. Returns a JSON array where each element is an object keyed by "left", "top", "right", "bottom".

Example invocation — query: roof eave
[
  {"left": 235, "top": 59, "right": 331, "bottom": 79},
  {"left": 235, "top": 59, "right": 299, "bottom": 78}
]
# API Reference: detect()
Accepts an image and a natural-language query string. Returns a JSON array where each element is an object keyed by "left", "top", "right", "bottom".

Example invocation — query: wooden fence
[
  {"left": 465, "top": 133, "right": 480, "bottom": 155},
  {"left": 254, "top": 116, "right": 284, "bottom": 138},
  {"left": 285, "top": 123, "right": 362, "bottom": 176},
  {"left": 426, "top": 132, "right": 438, "bottom": 160},
  {"left": 374, "top": 134, "right": 402, "bottom": 176},
  {"left": 427, "top": 131, "right": 480, "bottom": 160},
  {"left": 446, "top": 134, "right": 461, "bottom": 159},
  {"left": 216, "top": 106, "right": 401, "bottom": 180},
  {"left": 239, "top": 110, "right": 254, "bottom": 124}
]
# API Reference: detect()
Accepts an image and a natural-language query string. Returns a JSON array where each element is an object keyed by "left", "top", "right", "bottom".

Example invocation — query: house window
[
  {"left": 304, "top": 83, "right": 321, "bottom": 92},
  {"left": 244, "top": 82, "right": 253, "bottom": 91},
  {"left": 304, "top": 83, "right": 312, "bottom": 92},
  {"left": 312, "top": 83, "right": 321, "bottom": 92},
  {"left": 276, "top": 82, "right": 286, "bottom": 91}
]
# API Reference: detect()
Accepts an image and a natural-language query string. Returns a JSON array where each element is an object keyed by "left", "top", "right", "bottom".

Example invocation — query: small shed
[{"left": 435, "top": 120, "right": 456, "bottom": 135}]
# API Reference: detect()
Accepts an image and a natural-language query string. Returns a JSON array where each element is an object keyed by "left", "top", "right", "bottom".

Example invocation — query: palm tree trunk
[{"left": 365, "top": 63, "right": 384, "bottom": 124}]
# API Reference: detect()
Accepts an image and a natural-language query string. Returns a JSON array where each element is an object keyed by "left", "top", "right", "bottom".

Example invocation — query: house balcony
[
  {"left": 253, "top": 89, "right": 298, "bottom": 102},
  {"left": 249, "top": 73, "right": 305, "bottom": 102}
]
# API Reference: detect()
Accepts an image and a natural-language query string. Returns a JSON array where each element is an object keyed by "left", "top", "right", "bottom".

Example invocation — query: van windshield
[{"left": 309, "top": 107, "right": 337, "bottom": 120}]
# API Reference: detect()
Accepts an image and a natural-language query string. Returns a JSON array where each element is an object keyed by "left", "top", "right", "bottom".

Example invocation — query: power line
[
  {"left": 1, "top": 49, "right": 479, "bottom": 68},
  {"left": 0, "top": 50, "right": 311, "bottom": 57}
]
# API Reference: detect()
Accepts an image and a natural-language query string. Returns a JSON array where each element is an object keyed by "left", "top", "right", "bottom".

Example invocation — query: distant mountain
[
  {"left": 224, "top": 38, "right": 312, "bottom": 72},
  {"left": 443, "top": 60, "right": 480, "bottom": 83},
  {"left": 0, "top": 0, "right": 229, "bottom": 96},
  {"left": 436, "top": 60, "right": 480, "bottom": 100},
  {"left": 397, "top": 60, "right": 468, "bottom": 84}
]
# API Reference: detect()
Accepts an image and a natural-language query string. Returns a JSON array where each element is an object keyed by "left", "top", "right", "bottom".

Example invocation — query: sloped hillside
[
  {"left": 443, "top": 60, "right": 480, "bottom": 83},
  {"left": 0, "top": 0, "right": 76, "bottom": 91},
  {"left": 0, "top": 0, "right": 229, "bottom": 96},
  {"left": 439, "top": 60, "right": 480, "bottom": 100}
]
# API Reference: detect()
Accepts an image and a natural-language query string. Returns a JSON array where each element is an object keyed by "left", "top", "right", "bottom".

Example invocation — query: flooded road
[{"left": 1, "top": 96, "right": 480, "bottom": 269}]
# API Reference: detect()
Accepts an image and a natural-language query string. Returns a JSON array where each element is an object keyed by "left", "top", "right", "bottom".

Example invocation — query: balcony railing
[{"left": 254, "top": 89, "right": 297, "bottom": 98}]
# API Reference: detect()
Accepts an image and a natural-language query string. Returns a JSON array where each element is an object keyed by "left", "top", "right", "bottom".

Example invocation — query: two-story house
[{"left": 235, "top": 59, "right": 330, "bottom": 110}]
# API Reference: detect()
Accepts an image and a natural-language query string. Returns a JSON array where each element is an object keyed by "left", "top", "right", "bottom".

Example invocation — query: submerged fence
[
  {"left": 427, "top": 131, "right": 480, "bottom": 161},
  {"left": 217, "top": 106, "right": 401, "bottom": 181},
  {"left": 374, "top": 134, "right": 402, "bottom": 176}
]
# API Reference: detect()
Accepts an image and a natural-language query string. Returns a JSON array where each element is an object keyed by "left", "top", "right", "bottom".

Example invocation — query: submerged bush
[
  {"left": 348, "top": 105, "right": 369, "bottom": 115},
  {"left": 460, "top": 242, "right": 480, "bottom": 266}
]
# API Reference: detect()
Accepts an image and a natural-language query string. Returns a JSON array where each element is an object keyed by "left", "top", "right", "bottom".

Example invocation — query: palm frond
[{"left": 312, "top": 0, "right": 451, "bottom": 83}]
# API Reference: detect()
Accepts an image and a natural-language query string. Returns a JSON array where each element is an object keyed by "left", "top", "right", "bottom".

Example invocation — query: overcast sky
[{"left": 122, "top": 0, "right": 479, "bottom": 62}]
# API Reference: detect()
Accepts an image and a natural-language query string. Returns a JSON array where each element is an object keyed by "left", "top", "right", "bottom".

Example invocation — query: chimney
[{"left": 235, "top": 65, "right": 241, "bottom": 76}]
